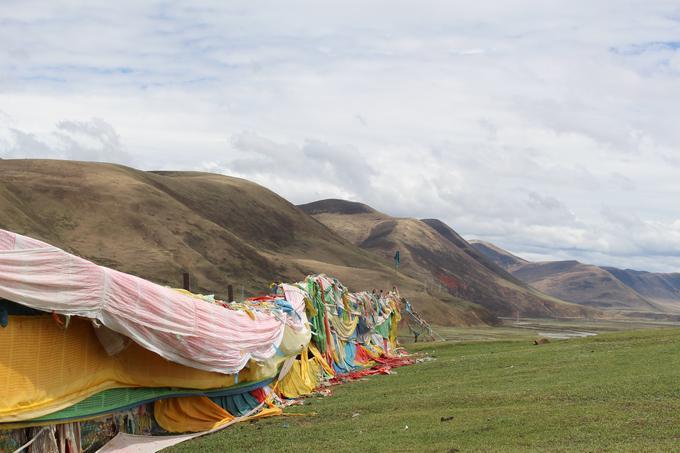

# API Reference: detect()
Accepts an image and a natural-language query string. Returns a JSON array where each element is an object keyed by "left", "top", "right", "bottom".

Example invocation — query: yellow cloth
[
  {"left": 389, "top": 309, "right": 401, "bottom": 348},
  {"left": 0, "top": 316, "right": 267, "bottom": 422},
  {"left": 328, "top": 314, "right": 359, "bottom": 340},
  {"left": 304, "top": 297, "right": 317, "bottom": 316},
  {"left": 154, "top": 396, "right": 282, "bottom": 432},
  {"left": 276, "top": 347, "right": 322, "bottom": 398},
  {"left": 275, "top": 342, "right": 340, "bottom": 399},
  {"left": 308, "top": 344, "right": 334, "bottom": 376}
]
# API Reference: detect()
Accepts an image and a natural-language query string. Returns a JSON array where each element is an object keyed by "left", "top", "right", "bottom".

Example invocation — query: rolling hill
[
  {"left": 468, "top": 240, "right": 529, "bottom": 272},
  {"left": 512, "top": 261, "right": 658, "bottom": 311},
  {"left": 0, "top": 159, "right": 496, "bottom": 326},
  {"left": 602, "top": 267, "right": 680, "bottom": 303},
  {"left": 299, "top": 199, "right": 590, "bottom": 319},
  {"left": 470, "top": 241, "right": 680, "bottom": 315}
]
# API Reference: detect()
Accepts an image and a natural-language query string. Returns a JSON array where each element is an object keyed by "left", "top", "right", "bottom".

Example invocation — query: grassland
[{"left": 169, "top": 326, "right": 680, "bottom": 452}]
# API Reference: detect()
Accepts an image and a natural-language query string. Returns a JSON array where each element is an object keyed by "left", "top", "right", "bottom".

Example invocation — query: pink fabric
[
  {"left": 281, "top": 284, "right": 307, "bottom": 313},
  {"left": 0, "top": 229, "right": 302, "bottom": 374}
]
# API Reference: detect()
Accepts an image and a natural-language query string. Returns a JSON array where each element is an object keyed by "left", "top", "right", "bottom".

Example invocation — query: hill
[
  {"left": 421, "top": 220, "right": 531, "bottom": 288},
  {"left": 512, "top": 261, "right": 658, "bottom": 311},
  {"left": 467, "top": 239, "right": 529, "bottom": 272},
  {"left": 601, "top": 267, "right": 680, "bottom": 312},
  {"left": 299, "top": 199, "right": 589, "bottom": 319},
  {"left": 0, "top": 159, "right": 490, "bottom": 325},
  {"left": 471, "top": 241, "right": 680, "bottom": 315}
]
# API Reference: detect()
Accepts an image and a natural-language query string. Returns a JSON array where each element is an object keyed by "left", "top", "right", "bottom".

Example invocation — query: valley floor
[
  {"left": 402, "top": 317, "right": 680, "bottom": 343},
  {"left": 168, "top": 327, "right": 680, "bottom": 452}
]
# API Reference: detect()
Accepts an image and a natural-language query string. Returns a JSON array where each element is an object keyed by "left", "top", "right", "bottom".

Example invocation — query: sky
[{"left": 1, "top": 1, "right": 680, "bottom": 272}]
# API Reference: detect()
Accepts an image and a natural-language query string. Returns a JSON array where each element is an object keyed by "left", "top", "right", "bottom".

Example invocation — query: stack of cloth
[{"left": 0, "top": 229, "right": 412, "bottom": 451}]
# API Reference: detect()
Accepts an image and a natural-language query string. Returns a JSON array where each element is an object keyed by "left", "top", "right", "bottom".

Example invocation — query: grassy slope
[
  {"left": 301, "top": 200, "right": 589, "bottom": 319},
  {"left": 170, "top": 328, "right": 680, "bottom": 452},
  {"left": 0, "top": 159, "right": 482, "bottom": 325},
  {"left": 468, "top": 239, "right": 529, "bottom": 272}
]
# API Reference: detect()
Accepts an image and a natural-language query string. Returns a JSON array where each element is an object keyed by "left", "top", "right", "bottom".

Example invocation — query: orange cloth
[{"left": 154, "top": 396, "right": 282, "bottom": 432}]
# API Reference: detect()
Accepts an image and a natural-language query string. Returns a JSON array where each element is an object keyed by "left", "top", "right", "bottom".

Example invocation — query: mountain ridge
[
  {"left": 470, "top": 240, "right": 680, "bottom": 315},
  {"left": 299, "top": 199, "right": 590, "bottom": 319},
  {"left": 0, "top": 159, "right": 490, "bottom": 326}
]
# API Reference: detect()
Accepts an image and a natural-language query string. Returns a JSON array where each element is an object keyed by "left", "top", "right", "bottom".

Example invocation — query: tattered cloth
[
  {"left": 0, "top": 315, "right": 277, "bottom": 423},
  {"left": 0, "top": 229, "right": 306, "bottom": 374}
]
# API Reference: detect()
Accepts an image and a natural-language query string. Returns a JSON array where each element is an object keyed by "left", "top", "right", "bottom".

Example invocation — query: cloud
[
  {"left": 0, "top": 118, "right": 131, "bottom": 163},
  {"left": 1, "top": 0, "right": 680, "bottom": 271},
  {"left": 207, "top": 132, "right": 375, "bottom": 202}
]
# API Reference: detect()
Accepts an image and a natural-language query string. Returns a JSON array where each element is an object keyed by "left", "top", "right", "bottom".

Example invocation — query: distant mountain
[
  {"left": 299, "top": 199, "right": 590, "bottom": 319},
  {"left": 601, "top": 267, "right": 680, "bottom": 312},
  {"left": 512, "top": 261, "right": 658, "bottom": 311},
  {"left": 0, "top": 159, "right": 488, "bottom": 326},
  {"left": 468, "top": 240, "right": 529, "bottom": 272},
  {"left": 471, "top": 241, "right": 680, "bottom": 315}
]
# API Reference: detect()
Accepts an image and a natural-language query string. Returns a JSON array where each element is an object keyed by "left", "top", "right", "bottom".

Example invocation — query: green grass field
[{"left": 169, "top": 327, "right": 680, "bottom": 452}]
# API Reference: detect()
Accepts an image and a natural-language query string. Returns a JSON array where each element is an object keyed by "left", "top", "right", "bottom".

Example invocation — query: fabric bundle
[
  {"left": 275, "top": 275, "right": 408, "bottom": 398},
  {"left": 0, "top": 228, "right": 412, "bottom": 452},
  {"left": 0, "top": 229, "right": 307, "bottom": 375}
]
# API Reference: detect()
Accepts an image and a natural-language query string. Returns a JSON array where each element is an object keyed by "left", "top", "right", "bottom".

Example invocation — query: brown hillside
[
  {"left": 468, "top": 240, "right": 529, "bottom": 272},
  {"left": 602, "top": 267, "right": 680, "bottom": 311},
  {"left": 0, "top": 159, "right": 492, "bottom": 326},
  {"left": 299, "top": 199, "right": 590, "bottom": 319},
  {"left": 422, "top": 221, "right": 527, "bottom": 288},
  {"left": 512, "top": 261, "right": 660, "bottom": 312},
  {"left": 470, "top": 240, "right": 678, "bottom": 314}
]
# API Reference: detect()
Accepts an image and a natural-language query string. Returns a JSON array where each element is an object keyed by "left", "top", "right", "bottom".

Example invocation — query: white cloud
[
  {"left": 1, "top": 0, "right": 680, "bottom": 271},
  {"left": 1, "top": 118, "right": 131, "bottom": 163}
]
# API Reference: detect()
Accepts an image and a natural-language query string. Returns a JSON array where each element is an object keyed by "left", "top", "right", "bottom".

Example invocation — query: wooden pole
[
  {"left": 182, "top": 272, "right": 191, "bottom": 291},
  {"left": 227, "top": 284, "right": 234, "bottom": 302}
]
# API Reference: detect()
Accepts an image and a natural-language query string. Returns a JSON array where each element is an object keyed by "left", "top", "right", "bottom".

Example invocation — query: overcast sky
[{"left": 1, "top": 1, "right": 680, "bottom": 272}]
